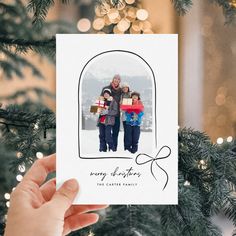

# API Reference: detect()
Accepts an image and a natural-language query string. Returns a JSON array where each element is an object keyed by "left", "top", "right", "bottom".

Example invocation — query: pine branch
[
  {"left": 0, "top": 87, "right": 55, "bottom": 101},
  {"left": 27, "top": 0, "right": 72, "bottom": 27},
  {"left": 0, "top": 37, "right": 56, "bottom": 61},
  {"left": 0, "top": 36, "right": 55, "bottom": 48},
  {"left": 0, "top": 47, "right": 44, "bottom": 79},
  {"left": 27, "top": 0, "right": 55, "bottom": 27},
  {"left": 171, "top": 0, "right": 193, "bottom": 15},
  {"left": 0, "top": 2, "right": 18, "bottom": 15},
  {"left": 171, "top": 0, "right": 236, "bottom": 24},
  {"left": 210, "top": 0, "right": 236, "bottom": 24}
]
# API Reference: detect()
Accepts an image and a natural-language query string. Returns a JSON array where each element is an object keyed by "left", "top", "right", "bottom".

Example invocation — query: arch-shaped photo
[{"left": 78, "top": 50, "right": 157, "bottom": 159}]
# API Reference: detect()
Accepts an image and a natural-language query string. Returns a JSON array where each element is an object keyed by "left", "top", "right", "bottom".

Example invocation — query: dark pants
[
  {"left": 125, "top": 125, "right": 141, "bottom": 154},
  {"left": 123, "top": 121, "right": 128, "bottom": 150},
  {"left": 112, "top": 116, "right": 120, "bottom": 151},
  {"left": 99, "top": 124, "right": 114, "bottom": 152}
]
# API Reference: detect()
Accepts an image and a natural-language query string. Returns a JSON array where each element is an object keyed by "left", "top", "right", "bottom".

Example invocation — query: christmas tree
[{"left": 0, "top": 0, "right": 236, "bottom": 235}]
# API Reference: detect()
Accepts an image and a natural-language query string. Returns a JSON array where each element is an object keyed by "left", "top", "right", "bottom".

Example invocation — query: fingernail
[{"left": 64, "top": 179, "right": 78, "bottom": 191}]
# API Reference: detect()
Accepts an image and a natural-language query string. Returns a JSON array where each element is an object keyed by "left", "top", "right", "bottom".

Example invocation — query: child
[
  {"left": 120, "top": 83, "right": 132, "bottom": 151},
  {"left": 125, "top": 92, "right": 144, "bottom": 154},
  {"left": 98, "top": 88, "right": 118, "bottom": 152}
]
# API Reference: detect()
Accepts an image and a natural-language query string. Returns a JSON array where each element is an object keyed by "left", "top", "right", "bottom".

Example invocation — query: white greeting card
[{"left": 56, "top": 34, "right": 178, "bottom": 204}]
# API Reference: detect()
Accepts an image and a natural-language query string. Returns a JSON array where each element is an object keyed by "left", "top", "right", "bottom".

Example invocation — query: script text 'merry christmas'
[{"left": 90, "top": 167, "right": 141, "bottom": 181}]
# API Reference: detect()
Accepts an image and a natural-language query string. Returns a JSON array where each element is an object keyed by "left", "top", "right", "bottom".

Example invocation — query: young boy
[
  {"left": 120, "top": 83, "right": 132, "bottom": 151},
  {"left": 98, "top": 88, "right": 118, "bottom": 152},
  {"left": 125, "top": 92, "right": 144, "bottom": 154}
]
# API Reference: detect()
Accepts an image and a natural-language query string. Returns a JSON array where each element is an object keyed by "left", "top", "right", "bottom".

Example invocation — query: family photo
[
  {"left": 96, "top": 74, "right": 144, "bottom": 154},
  {"left": 79, "top": 51, "right": 154, "bottom": 158}
]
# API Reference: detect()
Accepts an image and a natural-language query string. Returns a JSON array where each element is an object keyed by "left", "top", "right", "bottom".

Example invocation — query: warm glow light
[
  {"left": 16, "top": 174, "right": 23, "bottom": 182},
  {"left": 107, "top": 8, "right": 119, "bottom": 20},
  {"left": 199, "top": 160, "right": 206, "bottom": 165},
  {"left": 227, "top": 136, "right": 233, "bottom": 143},
  {"left": 125, "top": 0, "right": 135, "bottom": 4},
  {"left": 77, "top": 18, "right": 91, "bottom": 32},
  {"left": 117, "top": 18, "right": 130, "bottom": 32},
  {"left": 92, "top": 18, "right": 105, "bottom": 30},
  {"left": 216, "top": 137, "right": 224, "bottom": 144},
  {"left": 18, "top": 164, "right": 26, "bottom": 173},
  {"left": 16, "top": 152, "right": 23, "bottom": 158},
  {"left": 136, "top": 9, "right": 149, "bottom": 21},
  {"left": 4, "top": 193, "right": 10, "bottom": 200},
  {"left": 34, "top": 123, "right": 39, "bottom": 130},
  {"left": 184, "top": 180, "right": 190, "bottom": 186},
  {"left": 36, "top": 152, "right": 44, "bottom": 159}
]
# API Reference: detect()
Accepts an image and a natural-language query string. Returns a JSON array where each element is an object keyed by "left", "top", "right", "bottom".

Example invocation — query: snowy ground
[{"left": 80, "top": 130, "right": 154, "bottom": 157}]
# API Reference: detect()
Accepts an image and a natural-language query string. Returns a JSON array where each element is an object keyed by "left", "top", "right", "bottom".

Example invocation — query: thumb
[{"left": 47, "top": 179, "right": 79, "bottom": 217}]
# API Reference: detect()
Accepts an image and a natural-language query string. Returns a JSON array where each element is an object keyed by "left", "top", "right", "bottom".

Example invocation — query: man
[{"left": 100, "top": 74, "right": 122, "bottom": 151}]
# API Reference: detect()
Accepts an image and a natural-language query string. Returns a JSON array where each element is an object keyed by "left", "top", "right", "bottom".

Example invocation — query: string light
[
  {"left": 16, "top": 152, "right": 23, "bottom": 158},
  {"left": 216, "top": 137, "right": 224, "bottom": 144},
  {"left": 36, "top": 152, "right": 44, "bottom": 159},
  {"left": 199, "top": 160, "right": 206, "bottom": 165},
  {"left": 125, "top": 0, "right": 135, "bottom": 4},
  {"left": 6, "top": 201, "right": 10, "bottom": 208},
  {"left": 34, "top": 123, "right": 39, "bottom": 130},
  {"left": 227, "top": 136, "right": 233, "bottom": 143},
  {"left": 4, "top": 193, "right": 10, "bottom": 200},
  {"left": 18, "top": 164, "right": 26, "bottom": 173},
  {"left": 136, "top": 9, "right": 149, "bottom": 21},
  {"left": 117, "top": 18, "right": 130, "bottom": 31},
  {"left": 184, "top": 180, "right": 191, "bottom": 186},
  {"left": 77, "top": 18, "right": 91, "bottom": 32},
  {"left": 93, "top": 0, "right": 153, "bottom": 34},
  {"left": 198, "top": 160, "right": 208, "bottom": 170},
  {"left": 93, "top": 18, "right": 105, "bottom": 30},
  {"left": 88, "top": 230, "right": 95, "bottom": 236},
  {"left": 230, "top": 0, "right": 236, "bottom": 7},
  {"left": 16, "top": 174, "right": 23, "bottom": 182}
]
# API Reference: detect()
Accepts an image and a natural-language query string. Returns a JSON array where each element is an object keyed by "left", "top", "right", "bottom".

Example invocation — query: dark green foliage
[
  {"left": 0, "top": 87, "right": 55, "bottom": 102},
  {"left": 0, "top": 102, "right": 56, "bottom": 173},
  {"left": 171, "top": 0, "right": 193, "bottom": 15},
  {"left": 172, "top": 0, "right": 236, "bottom": 24},
  {"left": 209, "top": 0, "right": 236, "bottom": 24},
  {"left": 1, "top": 103, "right": 236, "bottom": 236},
  {"left": 27, "top": 0, "right": 55, "bottom": 27},
  {"left": 0, "top": 0, "right": 76, "bottom": 80},
  {"left": 1, "top": 86, "right": 233, "bottom": 233},
  {"left": 77, "top": 130, "right": 234, "bottom": 236}
]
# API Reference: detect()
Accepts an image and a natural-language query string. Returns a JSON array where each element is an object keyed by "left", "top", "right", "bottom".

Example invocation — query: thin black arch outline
[{"left": 78, "top": 50, "right": 157, "bottom": 160}]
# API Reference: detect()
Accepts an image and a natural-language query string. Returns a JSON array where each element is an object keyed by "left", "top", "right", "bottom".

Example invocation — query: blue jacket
[{"left": 125, "top": 111, "right": 144, "bottom": 126}]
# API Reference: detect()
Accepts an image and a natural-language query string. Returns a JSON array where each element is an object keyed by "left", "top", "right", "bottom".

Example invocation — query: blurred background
[
  {"left": 1, "top": 0, "right": 235, "bottom": 142},
  {"left": 0, "top": 0, "right": 235, "bottom": 235}
]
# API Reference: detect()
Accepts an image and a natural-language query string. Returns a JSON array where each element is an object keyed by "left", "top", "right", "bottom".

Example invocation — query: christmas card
[{"left": 56, "top": 34, "right": 178, "bottom": 204}]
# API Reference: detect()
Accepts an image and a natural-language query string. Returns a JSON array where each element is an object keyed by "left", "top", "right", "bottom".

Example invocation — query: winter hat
[
  {"left": 121, "top": 82, "right": 130, "bottom": 89},
  {"left": 103, "top": 88, "right": 112, "bottom": 96},
  {"left": 113, "top": 74, "right": 121, "bottom": 82},
  {"left": 131, "top": 91, "right": 141, "bottom": 100}
]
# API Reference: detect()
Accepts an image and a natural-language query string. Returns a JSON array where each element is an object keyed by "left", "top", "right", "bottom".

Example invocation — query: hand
[{"left": 4, "top": 154, "right": 108, "bottom": 236}]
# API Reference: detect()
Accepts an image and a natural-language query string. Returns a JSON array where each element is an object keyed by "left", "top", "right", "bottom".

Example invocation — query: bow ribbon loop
[{"left": 135, "top": 146, "right": 171, "bottom": 190}]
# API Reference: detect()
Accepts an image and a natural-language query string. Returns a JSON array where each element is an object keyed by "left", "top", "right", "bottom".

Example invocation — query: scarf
[{"left": 111, "top": 82, "right": 120, "bottom": 91}]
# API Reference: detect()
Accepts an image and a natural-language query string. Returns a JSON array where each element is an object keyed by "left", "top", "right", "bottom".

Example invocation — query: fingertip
[
  {"left": 90, "top": 213, "right": 100, "bottom": 223},
  {"left": 64, "top": 179, "right": 79, "bottom": 192}
]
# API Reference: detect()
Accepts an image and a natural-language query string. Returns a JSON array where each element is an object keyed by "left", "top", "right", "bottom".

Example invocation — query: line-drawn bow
[{"left": 135, "top": 146, "right": 171, "bottom": 191}]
